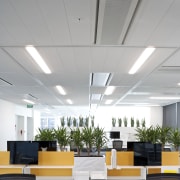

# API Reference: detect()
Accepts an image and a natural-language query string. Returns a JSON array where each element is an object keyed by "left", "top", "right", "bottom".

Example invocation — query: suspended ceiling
[{"left": 0, "top": 0, "right": 180, "bottom": 116}]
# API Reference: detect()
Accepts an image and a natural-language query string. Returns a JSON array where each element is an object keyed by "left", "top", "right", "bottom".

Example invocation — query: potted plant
[
  {"left": 136, "top": 119, "right": 140, "bottom": 127},
  {"left": 54, "top": 127, "right": 70, "bottom": 151},
  {"left": 79, "top": 116, "right": 84, "bottom": 127},
  {"left": 123, "top": 116, "right": 128, "bottom": 127},
  {"left": 118, "top": 118, "right": 122, "bottom": 127},
  {"left": 112, "top": 117, "right": 116, "bottom": 127},
  {"left": 82, "top": 127, "right": 95, "bottom": 156},
  {"left": 94, "top": 126, "right": 108, "bottom": 156},
  {"left": 35, "top": 128, "right": 55, "bottom": 141},
  {"left": 135, "top": 127, "right": 148, "bottom": 142},
  {"left": 34, "top": 128, "right": 55, "bottom": 151},
  {"left": 156, "top": 125, "right": 171, "bottom": 151},
  {"left": 85, "top": 116, "right": 89, "bottom": 127},
  {"left": 71, "top": 128, "right": 84, "bottom": 156},
  {"left": 60, "top": 117, "right": 65, "bottom": 127},
  {"left": 131, "top": 117, "right": 134, "bottom": 127},
  {"left": 141, "top": 118, "right": 146, "bottom": 127},
  {"left": 73, "top": 117, "right": 77, "bottom": 127},
  {"left": 67, "top": 117, "right": 72, "bottom": 127},
  {"left": 145, "top": 125, "right": 159, "bottom": 144},
  {"left": 169, "top": 128, "right": 180, "bottom": 151},
  {"left": 91, "top": 116, "right": 95, "bottom": 127}
]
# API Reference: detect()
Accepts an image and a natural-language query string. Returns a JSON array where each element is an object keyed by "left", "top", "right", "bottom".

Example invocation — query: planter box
[{"left": 73, "top": 156, "right": 107, "bottom": 179}]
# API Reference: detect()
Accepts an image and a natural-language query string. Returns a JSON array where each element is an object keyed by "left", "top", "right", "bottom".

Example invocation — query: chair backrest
[
  {"left": 147, "top": 173, "right": 180, "bottom": 180},
  {"left": 0, "top": 174, "right": 36, "bottom": 180}
]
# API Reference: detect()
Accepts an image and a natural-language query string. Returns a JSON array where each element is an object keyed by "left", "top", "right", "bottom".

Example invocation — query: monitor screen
[
  {"left": 127, "top": 142, "right": 162, "bottom": 166},
  {"left": 110, "top": 131, "right": 120, "bottom": 139},
  {"left": 7, "top": 141, "right": 39, "bottom": 165}
]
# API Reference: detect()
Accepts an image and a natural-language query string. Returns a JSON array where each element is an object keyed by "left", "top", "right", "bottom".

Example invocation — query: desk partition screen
[
  {"left": 147, "top": 173, "right": 180, "bottom": 180},
  {"left": 0, "top": 174, "right": 36, "bottom": 180}
]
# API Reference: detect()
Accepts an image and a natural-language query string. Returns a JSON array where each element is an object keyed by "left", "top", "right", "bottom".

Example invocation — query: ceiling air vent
[{"left": 95, "top": 0, "right": 140, "bottom": 44}]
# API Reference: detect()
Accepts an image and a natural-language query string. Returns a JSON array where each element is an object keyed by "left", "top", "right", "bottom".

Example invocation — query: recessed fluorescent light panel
[
  {"left": 23, "top": 99, "right": 35, "bottom": 105},
  {"left": 91, "top": 94, "right": 102, "bottom": 100},
  {"left": 129, "top": 47, "right": 155, "bottom": 74},
  {"left": 150, "top": 96, "right": 180, "bottom": 100},
  {"left": 56, "top": 85, "right": 66, "bottom": 95},
  {"left": 104, "top": 86, "right": 115, "bottom": 95},
  {"left": 67, "top": 99, "right": 73, "bottom": 104},
  {"left": 90, "top": 73, "right": 112, "bottom": 86},
  {"left": 25, "top": 46, "right": 51, "bottom": 74}
]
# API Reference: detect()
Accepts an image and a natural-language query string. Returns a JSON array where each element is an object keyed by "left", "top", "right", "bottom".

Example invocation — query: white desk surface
[{"left": 0, "top": 165, "right": 25, "bottom": 168}]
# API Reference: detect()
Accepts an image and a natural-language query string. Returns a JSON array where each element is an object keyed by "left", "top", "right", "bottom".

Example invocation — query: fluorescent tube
[
  {"left": 150, "top": 97, "right": 180, "bottom": 100},
  {"left": 56, "top": 85, "right": 66, "bottom": 95},
  {"left": 104, "top": 86, "right": 115, "bottom": 95},
  {"left": 129, "top": 47, "right": 155, "bottom": 74},
  {"left": 25, "top": 46, "right": 51, "bottom": 74},
  {"left": 67, "top": 99, "right": 73, "bottom": 104},
  {"left": 23, "top": 99, "right": 35, "bottom": 104}
]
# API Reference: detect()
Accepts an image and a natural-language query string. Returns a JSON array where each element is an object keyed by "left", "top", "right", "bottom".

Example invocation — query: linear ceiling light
[
  {"left": 66, "top": 99, "right": 73, "bottom": 104},
  {"left": 128, "top": 47, "right": 155, "bottom": 74},
  {"left": 56, "top": 85, "right": 66, "bottom": 95},
  {"left": 25, "top": 46, "right": 51, "bottom": 74},
  {"left": 104, "top": 86, "right": 115, "bottom": 95},
  {"left": 150, "top": 96, "right": 180, "bottom": 100},
  {"left": 23, "top": 99, "right": 35, "bottom": 105}
]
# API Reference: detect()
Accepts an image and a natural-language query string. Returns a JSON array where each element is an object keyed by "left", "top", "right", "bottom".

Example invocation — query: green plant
[
  {"left": 71, "top": 128, "right": 84, "bottom": 156},
  {"left": 135, "top": 127, "right": 148, "bottom": 142},
  {"left": 146, "top": 125, "right": 159, "bottom": 144},
  {"left": 54, "top": 127, "right": 70, "bottom": 151},
  {"left": 60, "top": 117, "right": 65, "bottom": 127},
  {"left": 67, "top": 117, "right": 72, "bottom": 127},
  {"left": 135, "top": 126, "right": 159, "bottom": 144},
  {"left": 112, "top": 117, "right": 116, "bottom": 127},
  {"left": 79, "top": 116, "right": 84, "bottom": 127},
  {"left": 35, "top": 128, "right": 55, "bottom": 141},
  {"left": 136, "top": 119, "right": 140, "bottom": 127},
  {"left": 118, "top": 118, "right": 122, "bottom": 127},
  {"left": 156, "top": 125, "right": 171, "bottom": 150},
  {"left": 82, "top": 127, "right": 95, "bottom": 156},
  {"left": 94, "top": 126, "right": 108, "bottom": 156},
  {"left": 141, "top": 118, "right": 146, "bottom": 127},
  {"left": 169, "top": 128, "right": 180, "bottom": 151},
  {"left": 131, "top": 117, "right": 134, "bottom": 127},
  {"left": 123, "top": 116, "right": 128, "bottom": 127},
  {"left": 73, "top": 117, "right": 77, "bottom": 127},
  {"left": 85, "top": 116, "right": 89, "bottom": 127},
  {"left": 91, "top": 116, "right": 95, "bottom": 127}
]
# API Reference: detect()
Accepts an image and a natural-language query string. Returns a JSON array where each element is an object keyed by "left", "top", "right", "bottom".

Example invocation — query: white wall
[
  {"left": 94, "top": 106, "right": 162, "bottom": 131},
  {"left": 0, "top": 99, "right": 16, "bottom": 150},
  {"left": 0, "top": 100, "right": 33, "bottom": 150},
  {"left": 150, "top": 106, "right": 163, "bottom": 126}
]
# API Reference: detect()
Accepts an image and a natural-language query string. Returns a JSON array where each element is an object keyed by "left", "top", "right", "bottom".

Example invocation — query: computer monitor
[
  {"left": 7, "top": 141, "right": 39, "bottom": 165},
  {"left": 110, "top": 131, "right": 120, "bottom": 139}
]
